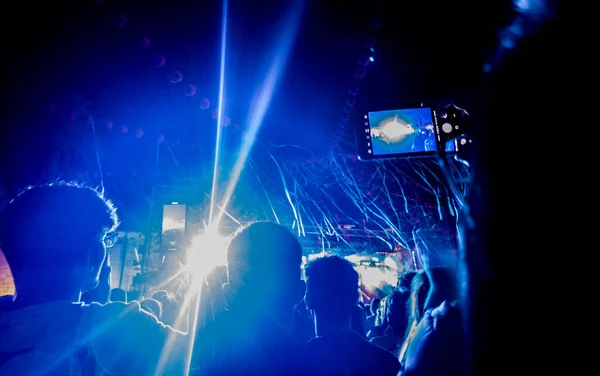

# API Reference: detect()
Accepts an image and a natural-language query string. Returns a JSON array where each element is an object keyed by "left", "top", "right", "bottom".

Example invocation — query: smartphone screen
[
  {"left": 358, "top": 107, "right": 441, "bottom": 160},
  {"left": 161, "top": 204, "right": 187, "bottom": 253},
  {"left": 162, "top": 204, "right": 187, "bottom": 233},
  {"left": 357, "top": 104, "right": 474, "bottom": 161}
]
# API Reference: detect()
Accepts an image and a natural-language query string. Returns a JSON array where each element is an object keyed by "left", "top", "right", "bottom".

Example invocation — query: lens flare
[{"left": 185, "top": 229, "right": 228, "bottom": 282}]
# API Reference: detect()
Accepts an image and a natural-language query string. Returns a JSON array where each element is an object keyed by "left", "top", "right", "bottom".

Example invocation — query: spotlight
[{"left": 185, "top": 229, "right": 228, "bottom": 281}]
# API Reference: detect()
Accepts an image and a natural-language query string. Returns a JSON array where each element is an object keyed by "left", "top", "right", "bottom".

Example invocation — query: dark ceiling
[
  {"left": 2, "top": 0, "right": 513, "bottom": 153},
  {"left": 0, "top": 0, "right": 513, "bottom": 231}
]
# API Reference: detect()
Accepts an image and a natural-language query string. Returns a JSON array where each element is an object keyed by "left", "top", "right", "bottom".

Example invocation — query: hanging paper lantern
[
  {"left": 222, "top": 116, "right": 231, "bottom": 126},
  {"left": 106, "top": 121, "right": 114, "bottom": 129},
  {"left": 157, "top": 134, "right": 165, "bottom": 143},
  {"left": 349, "top": 86, "right": 360, "bottom": 96},
  {"left": 199, "top": 98, "right": 210, "bottom": 109},
  {"left": 154, "top": 54, "right": 166, "bottom": 68},
  {"left": 169, "top": 70, "right": 183, "bottom": 83},
  {"left": 136, "top": 129, "right": 144, "bottom": 138},
  {"left": 121, "top": 125, "right": 128, "bottom": 133},
  {"left": 137, "top": 36, "right": 150, "bottom": 50},
  {"left": 185, "top": 84, "right": 196, "bottom": 96}
]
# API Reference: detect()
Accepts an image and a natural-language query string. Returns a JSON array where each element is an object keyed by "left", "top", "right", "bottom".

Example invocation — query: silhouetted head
[
  {"left": 151, "top": 289, "right": 169, "bottom": 301},
  {"left": 154, "top": 292, "right": 180, "bottom": 327},
  {"left": 413, "top": 229, "right": 457, "bottom": 270},
  {"left": 110, "top": 287, "right": 128, "bottom": 302},
  {"left": 0, "top": 294, "right": 14, "bottom": 309},
  {"left": 386, "top": 290, "right": 410, "bottom": 334},
  {"left": 224, "top": 221, "right": 305, "bottom": 314},
  {"left": 351, "top": 303, "right": 366, "bottom": 337},
  {"left": 305, "top": 255, "right": 359, "bottom": 324},
  {"left": 408, "top": 270, "right": 430, "bottom": 323},
  {"left": 456, "top": 5, "right": 582, "bottom": 375},
  {"left": 424, "top": 266, "right": 458, "bottom": 311},
  {"left": 0, "top": 182, "right": 119, "bottom": 302},
  {"left": 398, "top": 270, "right": 418, "bottom": 292},
  {"left": 140, "top": 298, "right": 162, "bottom": 319}
]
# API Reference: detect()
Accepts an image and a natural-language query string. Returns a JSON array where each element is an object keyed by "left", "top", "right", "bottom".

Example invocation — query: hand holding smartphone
[{"left": 356, "top": 106, "right": 471, "bottom": 161}]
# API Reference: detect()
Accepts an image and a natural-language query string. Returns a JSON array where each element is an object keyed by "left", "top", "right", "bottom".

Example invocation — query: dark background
[
  {"left": 0, "top": 0, "right": 515, "bottom": 231},
  {"left": 1, "top": 0, "right": 514, "bottom": 149}
]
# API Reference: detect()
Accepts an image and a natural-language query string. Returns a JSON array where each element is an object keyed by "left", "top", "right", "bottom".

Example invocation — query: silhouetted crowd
[
  {"left": 0, "top": 183, "right": 463, "bottom": 375},
  {"left": 0, "top": 2, "right": 584, "bottom": 373}
]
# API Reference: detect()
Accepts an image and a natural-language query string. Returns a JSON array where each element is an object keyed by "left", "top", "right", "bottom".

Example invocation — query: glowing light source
[
  {"left": 383, "top": 256, "right": 398, "bottom": 270},
  {"left": 185, "top": 229, "right": 228, "bottom": 281},
  {"left": 372, "top": 116, "right": 416, "bottom": 143},
  {"left": 356, "top": 265, "right": 398, "bottom": 288}
]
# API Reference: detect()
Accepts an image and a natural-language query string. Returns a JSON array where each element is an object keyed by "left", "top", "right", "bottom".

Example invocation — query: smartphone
[
  {"left": 161, "top": 203, "right": 187, "bottom": 253},
  {"left": 356, "top": 106, "right": 470, "bottom": 161}
]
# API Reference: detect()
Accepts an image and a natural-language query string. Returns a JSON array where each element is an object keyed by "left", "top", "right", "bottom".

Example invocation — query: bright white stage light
[
  {"left": 356, "top": 264, "right": 398, "bottom": 288},
  {"left": 186, "top": 229, "right": 228, "bottom": 281},
  {"left": 380, "top": 116, "right": 416, "bottom": 142}
]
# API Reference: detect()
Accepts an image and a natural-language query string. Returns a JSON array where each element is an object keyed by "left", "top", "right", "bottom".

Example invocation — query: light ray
[
  {"left": 215, "top": 0, "right": 306, "bottom": 227},
  {"left": 208, "top": 0, "right": 230, "bottom": 225}
]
